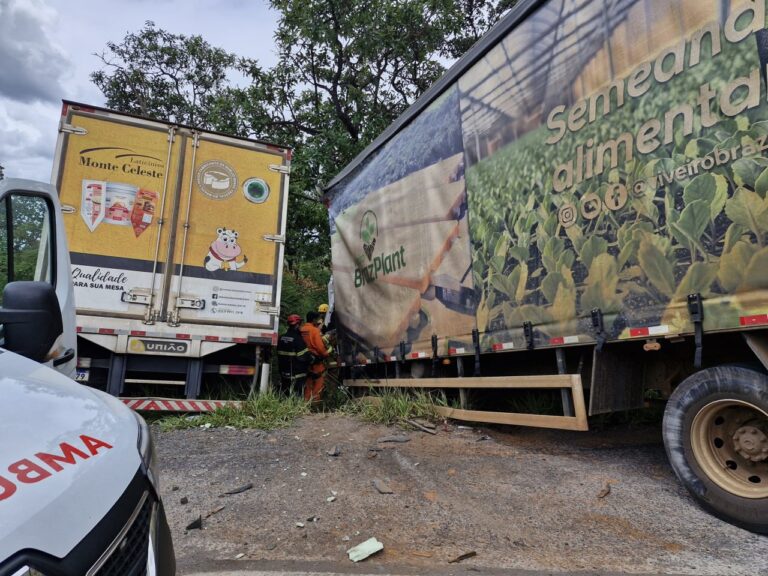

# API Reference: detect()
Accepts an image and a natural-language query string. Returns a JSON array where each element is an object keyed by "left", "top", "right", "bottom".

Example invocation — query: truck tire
[{"left": 662, "top": 365, "right": 768, "bottom": 533}]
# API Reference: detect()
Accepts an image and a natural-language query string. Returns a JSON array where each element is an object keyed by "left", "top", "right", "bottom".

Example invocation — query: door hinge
[
  {"left": 263, "top": 234, "right": 285, "bottom": 243},
  {"left": 255, "top": 303, "right": 280, "bottom": 316},
  {"left": 176, "top": 297, "right": 206, "bottom": 310},
  {"left": 60, "top": 123, "right": 88, "bottom": 135},
  {"left": 121, "top": 290, "right": 152, "bottom": 306},
  {"left": 269, "top": 164, "right": 290, "bottom": 174}
]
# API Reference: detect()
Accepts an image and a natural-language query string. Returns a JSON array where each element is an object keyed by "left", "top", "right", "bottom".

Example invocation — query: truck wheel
[{"left": 663, "top": 365, "right": 768, "bottom": 533}]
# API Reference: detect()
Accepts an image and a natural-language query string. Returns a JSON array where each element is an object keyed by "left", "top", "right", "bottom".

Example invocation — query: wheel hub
[
  {"left": 690, "top": 399, "right": 768, "bottom": 499},
  {"left": 733, "top": 425, "right": 768, "bottom": 462}
]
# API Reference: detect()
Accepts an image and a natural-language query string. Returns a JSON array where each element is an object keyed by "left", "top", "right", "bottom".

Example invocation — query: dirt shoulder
[{"left": 156, "top": 414, "right": 767, "bottom": 575}]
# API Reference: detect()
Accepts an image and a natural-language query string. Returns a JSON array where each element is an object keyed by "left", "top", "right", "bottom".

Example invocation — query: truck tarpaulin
[{"left": 326, "top": 0, "right": 768, "bottom": 360}]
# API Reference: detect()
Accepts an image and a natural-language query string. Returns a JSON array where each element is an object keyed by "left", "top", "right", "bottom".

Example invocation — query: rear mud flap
[{"left": 589, "top": 343, "right": 645, "bottom": 415}]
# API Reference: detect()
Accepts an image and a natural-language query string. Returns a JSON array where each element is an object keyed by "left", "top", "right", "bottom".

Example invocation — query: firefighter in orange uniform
[{"left": 300, "top": 311, "right": 331, "bottom": 403}]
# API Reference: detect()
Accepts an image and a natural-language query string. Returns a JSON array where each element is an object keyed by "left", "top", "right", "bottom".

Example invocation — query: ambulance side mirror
[{"left": 0, "top": 281, "right": 63, "bottom": 363}]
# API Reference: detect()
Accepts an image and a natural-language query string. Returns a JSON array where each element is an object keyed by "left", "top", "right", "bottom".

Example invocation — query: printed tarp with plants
[{"left": 462, "top": 5, "right": 768, "bottom": 351}]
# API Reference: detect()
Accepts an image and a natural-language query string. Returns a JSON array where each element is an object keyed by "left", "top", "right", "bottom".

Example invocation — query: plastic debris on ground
[
  {"left": 376, "top": 435, "right": 410, "bottom": 443},
  {"left": 448, "top": 551, "right": 477, "bottom": 564},
  {"left": 373, "top": 479, "right": 394, "bottom": 494},
  {"left": 220, "top": 482, "right": 254, "bottom": 496},
  {"left": 185, "top": 515, "right": 202, "bottom": 530},
  {"left": 347, "top": 537, "right": 384, "bottom": 562}
]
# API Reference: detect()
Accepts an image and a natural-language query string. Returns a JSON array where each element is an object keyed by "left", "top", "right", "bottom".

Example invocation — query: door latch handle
[{"left": 53, "top": 348, "right": 76, "bottom": 367}]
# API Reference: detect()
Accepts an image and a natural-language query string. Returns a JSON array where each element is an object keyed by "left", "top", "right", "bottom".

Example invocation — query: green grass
[
  {"left": 154, "top": 385, "right": 444, "bottom": 431},
  {"left": 340, "top": 387, "right": 444, "bottom": 426},
  {"left": 158, "top": 391, "right": 310, "bottom": 431}
]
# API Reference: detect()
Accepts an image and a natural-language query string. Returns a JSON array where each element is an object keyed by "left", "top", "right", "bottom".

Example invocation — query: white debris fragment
[{"left": 347, "top": 537, "right": 384, "bottom": 562}]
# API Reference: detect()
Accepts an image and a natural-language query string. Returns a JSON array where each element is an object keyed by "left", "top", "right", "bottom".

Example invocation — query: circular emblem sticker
[
  {"left": 243, "top": 178, "right": 270, "bottom": 204},
  {"left": 196, "top": 160, "right": 238, "bottom": 200}
]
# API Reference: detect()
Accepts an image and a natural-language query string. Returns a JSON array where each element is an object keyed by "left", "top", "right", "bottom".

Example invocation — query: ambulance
[{"left": 0, "top": 178, "right": 175, "bottom": 574}]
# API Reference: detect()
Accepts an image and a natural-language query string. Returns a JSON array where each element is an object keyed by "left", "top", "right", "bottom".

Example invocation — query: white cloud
[
  {"left": 0, "top": 99, "right": 60, "bottom": 179},
  {"left": 0, "top": 0, "right": 71, "bottom": 103}
]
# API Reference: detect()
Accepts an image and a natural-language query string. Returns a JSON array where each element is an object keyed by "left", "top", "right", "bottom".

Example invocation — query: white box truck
[{"left": 52, "top": 102, "right": 291, "bottom": 406}]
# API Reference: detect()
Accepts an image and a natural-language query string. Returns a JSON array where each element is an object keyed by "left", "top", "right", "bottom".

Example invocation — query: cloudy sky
[{"left": 0, "top": 0, "right": 279, "bottom": 180}]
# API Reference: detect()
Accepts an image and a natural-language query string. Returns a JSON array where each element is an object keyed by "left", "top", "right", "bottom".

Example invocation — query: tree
[
  {"left": 91, "top": 21, "right": 243, "bottom": 128},
  {"left": 443, "top": 0, "right": 520, "bottom": 58},
  {"left": 0, "top": 195, "right": 49, "bottom": 298}
]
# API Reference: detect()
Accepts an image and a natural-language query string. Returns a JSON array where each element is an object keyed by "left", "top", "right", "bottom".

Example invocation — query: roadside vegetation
[
  {"left": 156, "top": 385, "right": 444, "bottom": 431},
  {"left": 157, "top": 391, "right": 310, "bottom": 431},
  {"left": 341, "top": 388, "right": 443, "bottom": 425}
]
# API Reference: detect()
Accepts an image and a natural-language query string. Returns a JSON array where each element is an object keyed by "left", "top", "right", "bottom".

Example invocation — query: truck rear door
[
  {"left": 54, "top": 103, "right": 180, "bottom": 324},
  {"left": 165, "top": 130, "right": 288, "bottom": 331},
  {"left": 54, "top": 102, "right": 289, "bottom": 335}
]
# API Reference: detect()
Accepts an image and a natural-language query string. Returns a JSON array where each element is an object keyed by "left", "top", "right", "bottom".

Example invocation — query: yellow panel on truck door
[
  {"left": 167, "top": 132, "right": 287, "bottom": 328},
  {"left": 56, "top": 108, "right": 180, "bottom": 319}
]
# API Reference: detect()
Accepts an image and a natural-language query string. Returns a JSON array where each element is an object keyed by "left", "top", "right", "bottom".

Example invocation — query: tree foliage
[
  {"left": 0, "top": 195, "right": 49, "bottom": 301},
  {"left": 91, "top": 21, "right": 241, "bottom": 128}
]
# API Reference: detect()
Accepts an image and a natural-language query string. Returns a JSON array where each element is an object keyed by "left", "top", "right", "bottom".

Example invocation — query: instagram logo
[{"left": 558, "top": 202, "right": 577, "bottom": 228}]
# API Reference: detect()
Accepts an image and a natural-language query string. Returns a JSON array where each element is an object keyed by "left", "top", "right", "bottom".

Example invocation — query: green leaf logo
[{"left": 360, "top": 210, "right": 378, "bottom": 260}]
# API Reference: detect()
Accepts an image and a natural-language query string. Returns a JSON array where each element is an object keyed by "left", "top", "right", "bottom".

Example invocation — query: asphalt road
[
  {"left": 156, "top": 414, "right": 768, "bottom": 575},
  {"left": 183, "top": 559, "right": 723, "bottom": 576}
]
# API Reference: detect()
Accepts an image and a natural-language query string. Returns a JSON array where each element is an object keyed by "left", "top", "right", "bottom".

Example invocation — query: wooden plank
[
  {"left": 434, "top": 407, "right": 589, "bottom": 431},
  {"left": 349, "top": 374, "right": 589, "bottom": 432},
  {"left": 346, "top": 374, "right": 579, "bottom": 389},
  {"left": 570, "top": 374, "right": 588, "bottom": 430}
]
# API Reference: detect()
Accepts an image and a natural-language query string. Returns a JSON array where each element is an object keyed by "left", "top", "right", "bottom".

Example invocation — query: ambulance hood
[{"left": 0, "top": 349, "right": 142, "bottom": 560}]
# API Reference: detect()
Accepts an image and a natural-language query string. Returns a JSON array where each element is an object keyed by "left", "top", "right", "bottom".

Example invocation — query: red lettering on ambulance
[
  {"left": 36, "top": 442, "right": 90, "bottom": 472},
  {"left": 0, "top": 475, "right": 17, "bottom": 501},
  {"left": 80, "top": 435, "right": 113, "bottom": 456},
  {"left": 1, "top": 435, "right": 114, "bottom": 501},
  {"left": 9, "top": 459, "right": 52, "bottom": 484}
]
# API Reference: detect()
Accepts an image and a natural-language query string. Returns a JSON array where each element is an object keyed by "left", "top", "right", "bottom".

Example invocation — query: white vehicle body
[{"left": 0, "top": 178, "right": 174, "bottom": 574}]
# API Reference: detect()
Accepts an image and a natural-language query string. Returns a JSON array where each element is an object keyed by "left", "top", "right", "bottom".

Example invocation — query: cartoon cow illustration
[{"left": 205, "top": 227, "right": 248, "bottom": 271}]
